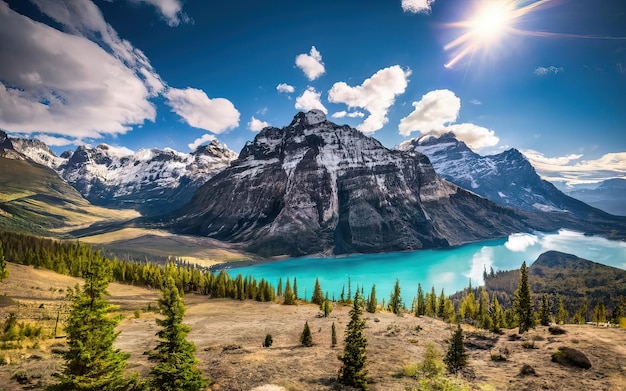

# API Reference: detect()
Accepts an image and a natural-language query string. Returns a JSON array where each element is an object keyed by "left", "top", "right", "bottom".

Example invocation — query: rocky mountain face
[
  {"left": 565, "top": 179, "right": 626, "bottom": 216},
  {"left": 165, "top": 111, "right": 536, "bottom": 257},
  {"left": 398, "top": 133, "right": 617, "bottom": 221},
  {"left": 10, "top": 136, "right": 237, "bottom": 216}
]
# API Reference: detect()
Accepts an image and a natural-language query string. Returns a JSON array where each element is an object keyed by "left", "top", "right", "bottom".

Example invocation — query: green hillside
[{"left": 0, "top": 157, "right": 138, "bottom": 237}]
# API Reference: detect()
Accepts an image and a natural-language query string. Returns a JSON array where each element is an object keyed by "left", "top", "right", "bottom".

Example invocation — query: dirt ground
[{"left": 1, "top": 263, "right": 626, "bottom": 391}]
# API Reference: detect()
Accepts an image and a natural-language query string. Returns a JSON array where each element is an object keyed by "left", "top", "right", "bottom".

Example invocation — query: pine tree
[
  {"left": 555, "top": 296, "right": 569, "bottom": 325},
  {"left": 149, "top": 276, "right": 208, "bottom": 391},
  {"left": 366, "top": 284, "right": 377, "bottom": 313},
  {"left": 437, "top": 289, "right": 446, "bottom": 318},
  {"left": 488, "top": 293, "right": 503, "bottom": 333},
  {"left": 300, "top": 321, "right": 313, "bottom": 347},
  {"left": 388, "top": 279, "right": 403, "bottom": 315},
  {"left": 593, "top": 301, "right": 607, "bottom": 325},
  {"left": 48, "top": 256, "right": 138, "bottom": 391},
  {"left": 428, "top": 286, "right": 437, "bottom": 316},
  {"left": 338, "top": 291, "right": 368, "bottom": 390},
  {"left": 331, "top": 322, "right": 337, "bottom": 347},
  {"left": 283, "top": 279, "right": 295, "bottom": 305},
  {"left": 415, "top": 283, "right": 425, "bottom": 317},
  {"left": 539, "top": 294, "right": 551, "bottom": 326},
  {"left": 293, "top": 277, "right": 298, "bottom": 301},
  {"left": 513, "top": 261, "right": 534, "bottom": 333},
  {"left": 478, "top": 288, "right": 489, "bottom": 329},
  {"left": 444, "top": 324, "right": 468, "bottom": 375},
  {"left": 0, "top": 242, "right": 8, "bottom": 281},
  {"left": 321, "top": 293, "right": 333, "bottom": 317},
  {"left": 277, "top": 277, "right": 283, "bottom": 297},
  {"left": 311, "top": 278, "right": 324, "bottom": 305},
  {"left": 443, "top": 297, "right": 456, "bottom": 323}
]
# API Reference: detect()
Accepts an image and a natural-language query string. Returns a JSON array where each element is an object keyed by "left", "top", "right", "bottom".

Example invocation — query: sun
[{"left": 470, "top": 2, "right": 513, "bottom": 41}]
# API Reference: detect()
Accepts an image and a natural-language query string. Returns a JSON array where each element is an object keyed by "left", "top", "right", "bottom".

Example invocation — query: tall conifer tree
[
  {"left": 338, "top": 291, "right": 368, "bottom": 390},
  {"left": 0, "top": 242, "right": 8, "bottom": 281},
  {"left": 513, "top": 261, "right": 534, "bottom": 333},
  {"left": 311, "top": 278, "right": 324, "bottom": 305},
  {"left": 388, "top": 279, "right": 403, "bottom": 315},
  {"left": 149, "top": 277, "right": 208, "bottom": 391},
  {"left": 366, "top": 284, "right": 377, "bottom": 313}
]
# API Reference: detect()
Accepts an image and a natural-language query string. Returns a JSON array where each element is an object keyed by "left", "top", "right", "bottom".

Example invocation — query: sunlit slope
[{"left": 0, "top": 157, "right": 139, "bottom": 236}]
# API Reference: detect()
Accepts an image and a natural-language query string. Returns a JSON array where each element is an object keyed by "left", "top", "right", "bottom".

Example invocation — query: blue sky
[{"left": 0, "top": 0, "right": 625, "bottom": 186}]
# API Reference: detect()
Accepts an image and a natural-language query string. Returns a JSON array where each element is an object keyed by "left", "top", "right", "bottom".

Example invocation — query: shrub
[
  {"left": 134, "top": 310, "right": 141, "bottom": 318},
  {"left": 521, "top": 341, "right": 537, "bottom": 349},
  {"left": 262, "top": 334, "right": 273, "bottom": 348},
  {"left": 548, "top": 326, "right": 566, "bottom": 335},
  {"left": 552, "top": 347, "right": 591, "bottom": 369},
  {"left": 490, "top": 352, "right": 507, "bottom": 361},
  {"left": 519, "top": 364, "right": 537, "bottom": 376}
]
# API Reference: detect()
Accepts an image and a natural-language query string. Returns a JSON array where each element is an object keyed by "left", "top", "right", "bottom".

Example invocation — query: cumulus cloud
[
  {"left": 398, "top": 89, "right": 499, "bottom": 152},
  {"left": 165, "top": 87, "right": 240, "bottom": 133},
  {"left": 35, "top": 134, "right": 76, "bottom": 147},
  {"left": 328, "top": 65, "right": 411, "bottom": 133},
  {"left": 465, "top": 247, "right": 494, "bottom": 285},
  {"left": 534, "top": 66, "right": 564, "bottom": 76},
  {"left": 505, "top": 233, "right": 539, "bottom": 252},
  {"left": 276, "top": 83, "right": 295, "bottom": 93},
  {"left": 248, "top": 116, "right": 271, "bottom": 132},
  {"left": 522, "top": 149, "right": 626, "bottom": 185},
  {"left": 402, "top": 0, "right": 435, "bottom": 14},
  {"left": 331, "top": 111, "right": 366, "bottom": 119},
  {"left": 0, "top": 1, "right": 239, "bottom": 143},
  {"left": 129, "top": 0, "right": 189, "bottom": 26},
  {"left": 295, "top": 87, "right": 328, "bottom": 114},
  {"left": 187, "top": 134, "right": 217, "bottom": 150},
  {"left": 295, "top": 46, "right": 325, "bottom": 81},
  {"left": 0, "top": 2, "right": 156, "bottom": 138}
]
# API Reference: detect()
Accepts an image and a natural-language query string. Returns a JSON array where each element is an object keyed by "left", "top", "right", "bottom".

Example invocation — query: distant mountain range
[
  {"left": 561, "top": 179, "right": 626, "bottom": 217},
  {"left": 10, "top": 133, "right": 236, "bottom": 216}
]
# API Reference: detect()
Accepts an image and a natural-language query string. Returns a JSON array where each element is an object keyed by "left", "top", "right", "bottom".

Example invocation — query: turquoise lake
[{"left": 228, "top": 229, "right": 626, "bottom": 305}]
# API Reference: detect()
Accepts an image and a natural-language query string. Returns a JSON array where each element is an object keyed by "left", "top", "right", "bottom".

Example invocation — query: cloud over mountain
[{"left": 295, "top": 46, "right": 325, "bottom": 81}]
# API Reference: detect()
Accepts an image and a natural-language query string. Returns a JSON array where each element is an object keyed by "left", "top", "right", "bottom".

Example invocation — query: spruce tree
[
  {"left": 338, "top": 291, "right": 368, "bottom": 390},
  {"left": 444, "top": 324, "right": 468, "bottom": 375},
  {"left": 277, "top": 277, "right": 283, "bottom": 297},
  {"left": 0, "top": 242, "right": 8, "bottom": 281},
  {"left": 283, "top": 279, "right": 295, "bottom": 305},
  {"left": 428, "top": 286, "right": 437, "bottom": 316},
  {"left": 300, "top": 321, "right": 313, "bottom": 347},
  {"left": 513, "top": 261, "right": 534, "bottom": 333},
  {"left": 331, "top": 322, "right": 337, "bottom": 347},
  {"left": 593, "top": 301, "right": 607, "bottom": 325},
  {"left": 437, "top": 289, "right": 446, "bottom": 318},
  {"left": 321, "top": 293, "right": 333, "bottom": 317},
  {"left": 478, "top": 288, "right": 489, "bottom": 328},
  {"left": 149, "top": 277, "right": 208, "bottom": 391},
  {"left": 388, "top": 279, "right": 403, "bottom": 316},
  {"left": 539, "top": 294, "right": 551, "bottom": 326},
  {"left": 48, "top": 256, "right": 138, "bottom": 391},
  {"left": 366, "top": 284, "right": 377, "bottom": 313},
  {"left": 488, "top": 293, "right": 503, "bottom": 333},
  {"left": 293, "top": 277, "right": 298, "bottom": 301},
  {"left": 415, "top": 283, "right": 425, "bottom": 317},
  {"left": 311, "top": 278, "right": 324, "bottom": 305},
  {"left": 555, "top": 296, "right": 569, "bottom": 325}
]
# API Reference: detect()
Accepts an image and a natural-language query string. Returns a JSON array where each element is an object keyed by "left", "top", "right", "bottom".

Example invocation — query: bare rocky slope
[{"left": 163, "top": 111, "right": 540, "bottom": 257}]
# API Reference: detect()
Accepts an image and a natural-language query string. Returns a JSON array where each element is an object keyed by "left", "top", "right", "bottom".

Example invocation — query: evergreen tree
[
  {"left": 149, "top": 277, "right": 208, "bottom": 391},
  {"left": 593, "top": 301, "right": 607, "bottom": 325},
  {"left": 415, "top": 283, "right": 425, "bottom": 317},
  {"left": 366, "top": 284, "right": 377, "bottom": 313},
  {"left": 300, "top": 321, "right": 313, "bottom": 347},
  {"left": 311, "top": 278, "right": 324, "bottom": 305},
  {"left": 331, "top": 322, "right": 337, "bottom": 347},
  {"left": 388, "top": 279, "right": 403, "bottom": 315},
  {"left": 276, "top": 277, "right": 283, "bottom": 297},
  {"left": 443, "top": 297, "right": 456, "bottom": 323},
  {"left": 283, "top": 279, "right": 295, "bottom": 305},
  {"left": 437, "top": 289, "right": 446, "bottom": 318},
  {"left": 477, "top": 288, "right": 489, "bottom": 328},
  {"left": 321, "top": 293, "right": 333, "bottom": 317},
  {"left": 513, "top": 261, "right": 534, "bottom": 333},
  {"left": 338, "top": 291, "right": 368, "bottom": 390},
  {"left": 340, "top": 285, "right": 346, "bottom": 304},
  {"left": 0, "top": 242, "right": 8, "bottom": 281},
  {"left": 293, "top": 277, "right": 298, "bottom": 301},
  {"left": 612, "top": 296, "right": 626, "bottom": 323},
  {"left": 48, "top": 256, "right": 138, "bottom": 391},
  {"left": 459, "top": 292, "right": 476, "bottom": 321},
  {"left": 428, "top": 286, "right": 437, "bottom": 316},
  {"left": 573, "top": 300, "right": 588, "bottom": 324},
  {"left": 555, "top": 296, "right": 569, "bottom": 325},
  {"left": 539, "top": 294, "right": 551, "bottom": 326},
  {"left": 444, "top": 324, "right": 468, "bottom": 375},
  {"left": 488, "top": 294, "right": 503, "bottom": 333}
]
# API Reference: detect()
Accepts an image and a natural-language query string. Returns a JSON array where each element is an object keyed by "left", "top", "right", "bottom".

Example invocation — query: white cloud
[
  {"left": 295, "top": 87, "right": 327, "bottom": 114},
  {"left": 248, "top": 116, "right": 270, "bottom": 132},
  {"left": 101, "top": 144, "right": 135, "bottom": 157},
  {"left": 129, "top": 0, "right": 189, "bottom": 26},
  {"left": 465, "top": 246, "right": 494, "bottom": 286},
  {"left": 402, "top": 0, "right": 435, "bottom": 14},
  {"left": 470, "top": 99, "right": 482, "bottom": 105},
  {"left": 398, "top": 89, "right": 499, "bottom": 151},
  {"left": 295, "top": 46, "right": 325, "bottom": 81},
  {"left": 522, "top": 149, "right": 626, "bottom": 185},
  {"left": 35, "top": 134, "right": 76, "bottom": 147},
  {"left": 328, "top": 65, "right": 411, "bottom": 133},
  {"left": 534, "top": 66, "right": 564, "bottom": 76},
  {"left": 165, "top": 87, "right": 240, "bottom": 133},
  {"left": 0, "top": 2, "right": 156, "bottom": 138},
  {"left": 188, "top": 134, "right": 217, "bottom": 150},
  {"left": 276, "top": 83, "right": 295, "bottom": 93},
  {"left": 504, "top": 233, "right": 539, "bottom": 252},
  {"left": 331, "top": 111, "right": 365, "bottom": 119}
]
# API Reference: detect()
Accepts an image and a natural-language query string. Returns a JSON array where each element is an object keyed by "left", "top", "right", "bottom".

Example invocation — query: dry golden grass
[{"left": 1, "top": 264, "right": 625, "bottom": 391}]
